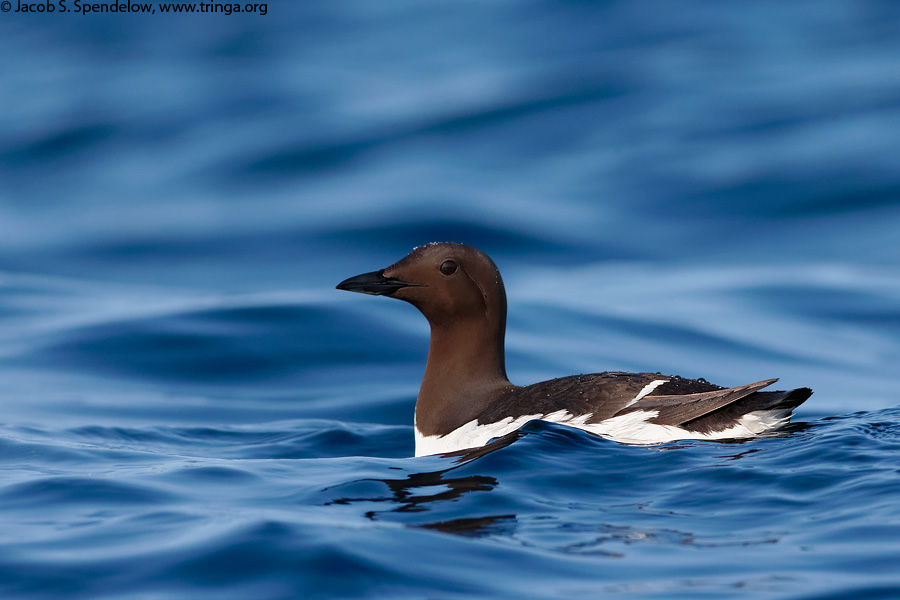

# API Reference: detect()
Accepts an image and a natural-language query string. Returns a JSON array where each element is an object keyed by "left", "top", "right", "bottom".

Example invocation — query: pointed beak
[{"left": 336, "top": 269, "right": 422, "bottom": 296}]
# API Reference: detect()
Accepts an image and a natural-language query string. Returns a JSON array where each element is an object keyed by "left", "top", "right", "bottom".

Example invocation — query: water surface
[{"left": 1, "top": 1, "right": 900, "bottom": 598}]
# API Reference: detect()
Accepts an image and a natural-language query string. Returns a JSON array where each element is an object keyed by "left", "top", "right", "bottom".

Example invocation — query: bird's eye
[{"left": 440, "top": 260, "right": 458, "bottom": 276}]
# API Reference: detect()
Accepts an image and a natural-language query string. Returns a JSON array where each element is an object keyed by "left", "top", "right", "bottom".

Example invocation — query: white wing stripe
[{"left": 625, "top": 379, "right": 668, "bottom": 408}]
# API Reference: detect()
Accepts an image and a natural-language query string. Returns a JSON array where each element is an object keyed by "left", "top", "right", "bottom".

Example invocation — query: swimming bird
[{"left": 337, "top": 243, "right": 812, "bottom": 456}]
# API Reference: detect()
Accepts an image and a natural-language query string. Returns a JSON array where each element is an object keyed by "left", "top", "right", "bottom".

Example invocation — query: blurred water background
[{"left": 2, "top": 1, "right": 900, "bottom": 598}]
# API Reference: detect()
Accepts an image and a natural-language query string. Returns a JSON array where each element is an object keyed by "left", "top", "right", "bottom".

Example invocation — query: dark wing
[
  {"left": 475, "top": 371, "right": 811, "bottom": 438},
  {"left": 618, "top": 378, "right": 778, "bottom": 426},
  {"left": 669, "top": 386, "right": 812, "bottom": 434},
  {"left": 478, "top": 372, "right": 721, "bottom": 425}
]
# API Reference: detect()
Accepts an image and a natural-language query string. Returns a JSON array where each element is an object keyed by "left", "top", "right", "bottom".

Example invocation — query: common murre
[{"left": 337, "top": 243, "right": 812, "bottom": 456}]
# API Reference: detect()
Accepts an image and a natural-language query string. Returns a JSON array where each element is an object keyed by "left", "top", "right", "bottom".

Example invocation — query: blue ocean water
[{"left": 2, "top": 1, "right": 900, "bottom": 598}]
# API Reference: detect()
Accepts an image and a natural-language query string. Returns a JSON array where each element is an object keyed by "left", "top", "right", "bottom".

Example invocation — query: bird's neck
[{"left": 415, "top": 317, "right": 514, "bottom": 437}]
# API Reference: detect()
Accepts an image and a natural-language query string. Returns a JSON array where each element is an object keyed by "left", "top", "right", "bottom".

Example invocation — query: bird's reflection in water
[
  {"left": 419, "top": 514, "right": 517, "bottom": 537},
  {"left": 324, "top": 431, "right": 523, "bottom": 536}
]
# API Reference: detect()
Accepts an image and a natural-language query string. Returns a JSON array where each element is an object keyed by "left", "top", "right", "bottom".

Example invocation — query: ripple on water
[
  {"left": 0, "top": 477, "right": 176, "bottom": 509},
  {"left": 17, "top": 302, "right": 423, "bottom": 387}
]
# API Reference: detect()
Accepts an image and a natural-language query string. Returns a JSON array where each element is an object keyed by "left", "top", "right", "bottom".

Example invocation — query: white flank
[
  {"left": 415, "top": 408, "right": 795, "bottom": 456},
  {"left": 415, "top": 409, "right": 592, "bottom": 457},
  {"left": 736, "top": 409, "right": 793, "bottom": 434},
  {"left": 625, "top": 379, "right": 668, "bottom": 408}
]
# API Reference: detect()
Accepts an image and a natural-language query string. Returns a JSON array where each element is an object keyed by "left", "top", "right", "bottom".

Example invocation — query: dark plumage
[{"left": 337, "top": 243, "right": 812, "bottom": 456}]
